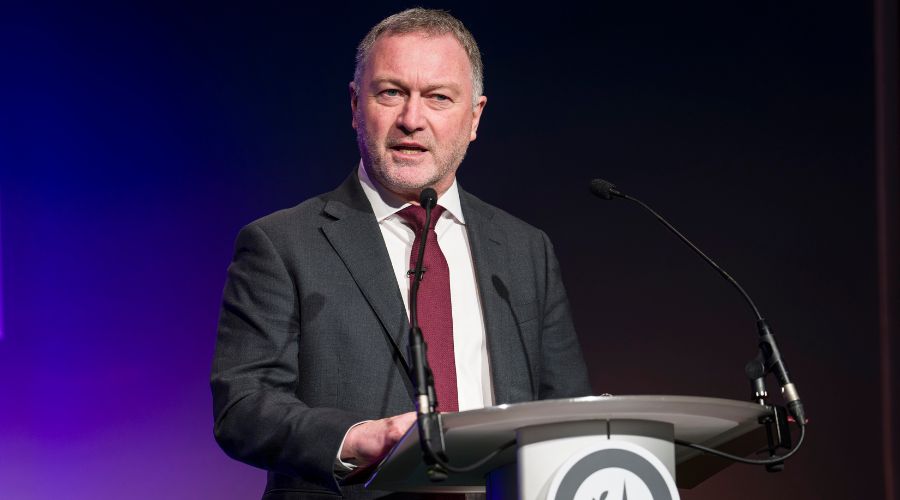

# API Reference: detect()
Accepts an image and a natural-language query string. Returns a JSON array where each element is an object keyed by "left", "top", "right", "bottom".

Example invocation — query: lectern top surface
[
  {"left": 366, "top": 395, "right": 770, "bottom": 492},
  {"left": 444, "top": 395, "right": 768, "bottom": 435}
]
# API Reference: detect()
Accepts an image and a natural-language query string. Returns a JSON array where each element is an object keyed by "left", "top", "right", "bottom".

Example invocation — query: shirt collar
[{"left": 357, "top": 160, "right": 466, "bottom": 224}]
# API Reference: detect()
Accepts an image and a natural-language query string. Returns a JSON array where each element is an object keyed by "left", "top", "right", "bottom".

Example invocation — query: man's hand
[{"left": 340, "top": 412, "right": 416, "bottom": 468}]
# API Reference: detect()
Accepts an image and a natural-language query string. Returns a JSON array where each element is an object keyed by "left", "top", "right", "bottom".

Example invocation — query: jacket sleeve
[
  {"left": 536, "top": 230, "right": 593, "bottom": 399},
  {"left": 210, "top": 223, "right": 364, "bottom": 492}
]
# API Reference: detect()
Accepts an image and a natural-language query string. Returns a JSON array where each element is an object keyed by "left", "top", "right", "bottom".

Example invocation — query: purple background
[{"left": 0, "top": 1, "right": 884, "bottom": 498}]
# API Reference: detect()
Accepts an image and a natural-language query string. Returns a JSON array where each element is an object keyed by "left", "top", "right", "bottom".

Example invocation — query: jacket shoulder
[
  {"left": 461, "top": 189, "right": 549, "bottom": 242},
  {"left": 243, "top": 172, "right": 369, "bottom": 239},
  {"left": 247, "top": 194, "right": 330, "bottom": 235}
]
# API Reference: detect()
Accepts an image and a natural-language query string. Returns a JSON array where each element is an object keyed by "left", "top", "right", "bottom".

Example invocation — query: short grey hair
[{"left": 353, "top": 8, "right": 484, "bottom": 107}]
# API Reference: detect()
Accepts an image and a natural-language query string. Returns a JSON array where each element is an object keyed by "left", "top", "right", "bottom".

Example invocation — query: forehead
[{"left": 364, "top": 32, "right": 472, "bottom": 87}]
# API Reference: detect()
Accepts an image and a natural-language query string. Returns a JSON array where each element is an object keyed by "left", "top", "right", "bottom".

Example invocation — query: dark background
[{"left": 0, "top": 1, "right": 885, "bottom": 498}]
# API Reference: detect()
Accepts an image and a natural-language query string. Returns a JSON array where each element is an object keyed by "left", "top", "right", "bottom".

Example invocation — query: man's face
[{"left": 351, "top": 32, "right": 487, "bottom": 202}]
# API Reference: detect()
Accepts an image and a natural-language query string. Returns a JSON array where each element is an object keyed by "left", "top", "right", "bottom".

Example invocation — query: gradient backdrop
[{"left": 0, "top": 1, "right": 882, "bottom": 498}]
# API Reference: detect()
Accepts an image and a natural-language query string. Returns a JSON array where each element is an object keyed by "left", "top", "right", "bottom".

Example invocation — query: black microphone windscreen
[
  {"left": 590, "top": 178, "right": 616, "bottom": 200},
  {"left": 419, "top": 188, "right": 438, "bottom": 208}
]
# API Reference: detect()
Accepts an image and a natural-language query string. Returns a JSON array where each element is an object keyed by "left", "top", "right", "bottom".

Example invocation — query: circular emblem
[{"left": 546, "top": 440, "right": 680, "bottom": 500}]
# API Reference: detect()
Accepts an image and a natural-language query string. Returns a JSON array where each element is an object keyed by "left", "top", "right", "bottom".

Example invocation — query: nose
[{"left": 396, "top": 95, "right": 425, "bottom": 134}]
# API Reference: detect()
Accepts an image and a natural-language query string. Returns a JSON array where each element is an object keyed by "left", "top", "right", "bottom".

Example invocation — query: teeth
[{"left": 396, "top": 148, "right": 423, "bottom": 154}]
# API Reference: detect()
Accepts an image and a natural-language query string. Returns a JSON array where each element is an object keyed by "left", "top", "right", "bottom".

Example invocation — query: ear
[
  {"left": 469, "top": 95, "right": 487, "bottom": 141},
  {"left": 350, "top": 82, "right": 359, "bottom": 130}
]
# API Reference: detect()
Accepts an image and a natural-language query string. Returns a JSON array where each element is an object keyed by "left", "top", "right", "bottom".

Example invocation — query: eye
[
  {"left": 375, "top": 88, "right": 405, "bottom": 105},
  {"left": 428, "top": 93, "right": 454, "bottom": 108}
]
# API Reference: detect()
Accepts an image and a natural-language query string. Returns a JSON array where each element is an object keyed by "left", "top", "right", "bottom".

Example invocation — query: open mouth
[{"left": 390, "top": 143, "right": 428, "bottom": 155}]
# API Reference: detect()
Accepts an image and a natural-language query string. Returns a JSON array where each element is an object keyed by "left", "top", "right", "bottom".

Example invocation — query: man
[{"left": 212, "top": 8, "right": 591, "bottom": 499}]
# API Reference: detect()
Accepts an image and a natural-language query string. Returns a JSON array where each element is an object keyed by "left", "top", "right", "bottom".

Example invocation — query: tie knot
[{"left": 397, "top": 204, "right": 446, "bottom": 232}]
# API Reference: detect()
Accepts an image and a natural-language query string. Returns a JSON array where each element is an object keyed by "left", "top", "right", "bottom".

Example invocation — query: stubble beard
[{"left": 356, "top": 121, "right": 471, "bottom": 198}]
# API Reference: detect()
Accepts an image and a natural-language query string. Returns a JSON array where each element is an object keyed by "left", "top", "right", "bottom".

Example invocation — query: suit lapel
[
  {"left": 320, "top": 175, "right": 412, "bottom": 372},
  {"left": 461, "top": 190, "right": 534, "bottom": 404}
]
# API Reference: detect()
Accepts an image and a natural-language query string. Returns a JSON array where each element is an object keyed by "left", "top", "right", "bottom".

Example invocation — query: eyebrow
[{"left": 370, "top": 78, "right": 463, "bottom": 94}]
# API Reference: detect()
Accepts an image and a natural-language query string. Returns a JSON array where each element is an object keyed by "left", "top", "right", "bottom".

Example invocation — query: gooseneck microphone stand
[
  {"left": 406, "top": 188, "right": 450, "bottom": 480},
  {"left": 589, "top": 178, "right": 807, "bottom": 469},
  {"left": 407, "top": 189, "right": 516, "bottom": 481}
]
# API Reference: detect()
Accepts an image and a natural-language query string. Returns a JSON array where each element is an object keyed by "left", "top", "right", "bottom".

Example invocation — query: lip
[
  {"left": 389, "top": 142, "right": 429, "bottom": 151},
  {"left": 389, "top": 148, "right": 428, "bottom": 160},
  {"left": 388, "top": 141, "right": 429, "bottom": 160}
]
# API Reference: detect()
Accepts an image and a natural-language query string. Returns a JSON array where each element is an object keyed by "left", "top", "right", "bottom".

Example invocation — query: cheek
[
  {"left": 435, "top": 113, "right": 470, "bottom": 138},
  {"left": 365, "top": 112, "right": 396, "bottom": 138},
  {"left": 451, "top": 117, "right": 474, "bottom": 142}
]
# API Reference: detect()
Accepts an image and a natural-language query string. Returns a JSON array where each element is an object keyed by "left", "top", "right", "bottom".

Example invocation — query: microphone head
[
  {"left": 589, "top": 178, "right": 619, "bottom": 200},
  {"left": 419, "top": 188, "right": 438, "bottom": 209}
]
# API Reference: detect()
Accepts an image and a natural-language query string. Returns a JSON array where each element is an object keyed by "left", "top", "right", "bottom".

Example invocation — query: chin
[{"left": 385, "top": 167, "right": 440, "bottom": 189}]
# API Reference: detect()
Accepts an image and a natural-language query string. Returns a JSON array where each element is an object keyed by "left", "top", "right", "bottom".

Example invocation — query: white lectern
[{"left": 366, "top": 396, "right": 772, "bottom": 500}]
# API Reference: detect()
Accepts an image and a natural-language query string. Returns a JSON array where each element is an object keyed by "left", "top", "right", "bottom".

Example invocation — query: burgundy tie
[{"left": 398, "top": 204, "right": 458, "bottom": 412}]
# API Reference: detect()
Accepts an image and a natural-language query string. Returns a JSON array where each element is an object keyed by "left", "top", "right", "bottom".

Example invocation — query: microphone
[
  {"left": 589, "top": 178, "right": 623, "bottom": 200},
  {"left": 589, "top": 178, "right": 806, "bottom": 426},
  {"left": 409, "top": 187, "right": 438, "bottom": 415},
  {"left": 419, "top": 187, "right": 438, "bottom": 209},
  {"left": 407, "top": 187, "right": 449, "bottom": 480}
]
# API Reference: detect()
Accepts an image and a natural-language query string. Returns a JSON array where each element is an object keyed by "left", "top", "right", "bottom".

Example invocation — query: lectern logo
[
  {"left": 547, "top": 441, "right": 679, "bottom": 500},
  {"left": 596, "top": 483, "right": 628, "bottom": 500}
]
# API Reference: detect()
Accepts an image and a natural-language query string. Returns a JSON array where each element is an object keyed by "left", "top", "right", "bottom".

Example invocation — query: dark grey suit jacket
[{"left": 211, "top": 173, "right": 591, "bottom": 499}]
